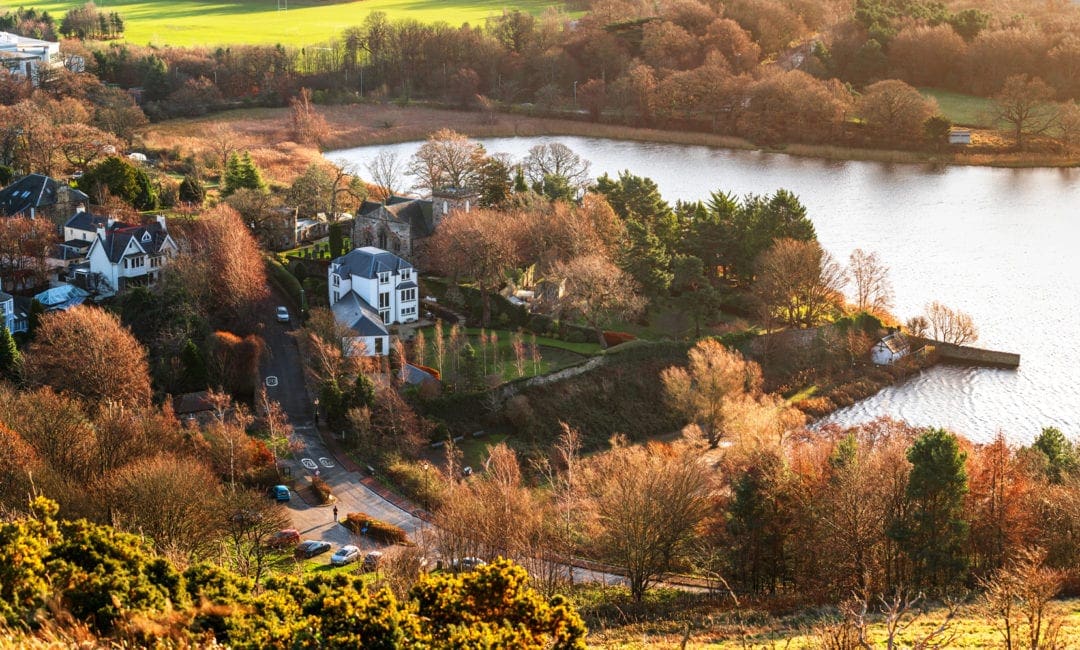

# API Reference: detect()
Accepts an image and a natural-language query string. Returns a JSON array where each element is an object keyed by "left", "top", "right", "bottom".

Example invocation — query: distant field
[
  {"left": 920, "top": 87, "right": 998, "bottom": 128},
  {"left": 31, "top": 0, "right": 567, "bottom": 47}
]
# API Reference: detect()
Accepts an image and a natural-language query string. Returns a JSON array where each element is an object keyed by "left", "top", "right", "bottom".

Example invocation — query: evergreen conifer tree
[{"left": 0, "top": 325, "right": 21, "bottom": 383}]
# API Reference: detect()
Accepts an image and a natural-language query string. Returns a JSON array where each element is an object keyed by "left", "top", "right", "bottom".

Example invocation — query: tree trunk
[{"left": 595, "top": 326, "right": 607, "bottom": 349}]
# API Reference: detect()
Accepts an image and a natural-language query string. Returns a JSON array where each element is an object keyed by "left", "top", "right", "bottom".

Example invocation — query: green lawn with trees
[
  {"left": 32, "top": 0, "right": 568, "bottom": 47},
  {"left": 920, "top": 88, "right": 998, "bottom": 128}
]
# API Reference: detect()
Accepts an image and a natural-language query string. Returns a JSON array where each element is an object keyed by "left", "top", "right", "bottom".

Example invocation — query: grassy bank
[
  {"left": 143, "top": 103, "right": 1080, "bottom": 173},
  {"left": 32, "top": 0, "right": 566, "bottom": 47},
  {"left": 574, "top": 586, "right": 1080, "bottom": 649}
]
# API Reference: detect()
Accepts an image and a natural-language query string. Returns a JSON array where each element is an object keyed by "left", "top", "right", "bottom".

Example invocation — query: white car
[
  {"left": 275, "top": 306, "right": 290, "bottom": 323},
  {"left": 331, "top": 544, "right": 361, "bottom": 566}
]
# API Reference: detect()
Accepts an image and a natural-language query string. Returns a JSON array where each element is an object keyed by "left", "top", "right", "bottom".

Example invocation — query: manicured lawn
[
  {"left": 414, "top": 326, "right": 599, "bottom": 382},
  {"left": 457, "top": 432, "right": 508, "bottom": 469},
  {"left": 33, "top": 0, "right": 569, "bottom": 47},
  {"left": 920, "top": 87, "right": 998, "bottom": 128}
]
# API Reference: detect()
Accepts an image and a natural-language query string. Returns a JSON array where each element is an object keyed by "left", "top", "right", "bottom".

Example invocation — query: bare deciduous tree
[
  {"left": 849, "top": 248, "right": 894, "bottom": 315},
  {"left": 366, "top": 150, "right": 406, "bottom": 201},
  {"left": 289, "top": 87, "right": 330, "bottom": 146},
  {"left": 407, "top": 128, "right": 486, "bottom": 192},
  {"left": 551, "top": 254, "right": 645, "bottom": 346},
  {"left": 578, "top": 436, "right": 711, "bottom": 602},
  {"left": 522, "top": 142, "right": 592, "bottom": 194},
  {"left": 754, "top": 238, "right": 847, "bottom": 329},
  {"left": 924, "top": 301, "right": 979, "bottom": 345},
  {"left": 994, "top": 74, "right": 1058, "bottom": 150},
  {"left": 980, "top": 547, "right": 1066, "bottom": 650}
]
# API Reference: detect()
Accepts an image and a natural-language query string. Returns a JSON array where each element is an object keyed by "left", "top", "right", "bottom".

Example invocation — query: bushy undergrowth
[{"left": 343, "top": 512, "right": 410, "bottom": 545}]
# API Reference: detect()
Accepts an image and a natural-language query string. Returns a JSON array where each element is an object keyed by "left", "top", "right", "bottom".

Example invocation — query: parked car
[
  {"left": 331, "top": 544, "right": 361, "bottom": 566},
  {"left": 271, "top": 485, "right": 290, "bottom": 502},
  {"left": 294, "top": 540, "right": 331, "bottom": 559},
  {"left": 362, "top": 550, "right": 384, "bottom": 571},
  {"left": 276, "top": 306, "right": 290, "bottom": 323},
  {"left": 451, "top": 557, "right": 487, "bottom": 572},
  {"left": 267, "top": 528, "right": 300, "bottom": 548}
]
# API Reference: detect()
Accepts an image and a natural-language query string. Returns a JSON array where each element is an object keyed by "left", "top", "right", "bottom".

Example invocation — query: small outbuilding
[
  {"left": 948, "top": 128, "right": 972, "bottom": 145},
  {"left": 871, "top": 332, "right": 910, "bottom": 365}
]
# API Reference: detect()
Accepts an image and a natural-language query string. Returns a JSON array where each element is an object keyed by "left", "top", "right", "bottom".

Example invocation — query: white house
[
  {"left": 0, "top": 31, "right": 60, "bottom": 83},
  {"left": 328, "top": 247, "right": 420, "bottom": 356},
  {"left": 871, "top": 332, "right": 910, "bottom": 365},
  {"left": 0, "top": 280, "right": 23, "bottom": 334},
  {"left": 84, "top": 215, "right": 177, "bottom": 296},
  {"left": 949, "top": 128, "right": 972, "bottom": 145}
]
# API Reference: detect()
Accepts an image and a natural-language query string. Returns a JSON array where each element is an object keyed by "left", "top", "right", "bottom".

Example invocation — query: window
[
  {"left": 400, "top": 288, "right": 416, "bottom": 302},
  {"left": 379, "top": 272, "right": 389, "bottom": 284},
  {"left": 333, "top": 291, "right": 339, "bottom": 302},
  {"left": 400, "top": 269, "right": 410, "bottom": 281},
  {"left": 374, "top": 338, "right": 384, "bottom": 354},
  {"left": 332, "top": 274, "right": 339, "bottom": 287},
  {"left": 379, "top": 310, "right": 390, "bottom": 323},
  {"left": 378, "top": 292, "right": 390, "bottom": 309}
]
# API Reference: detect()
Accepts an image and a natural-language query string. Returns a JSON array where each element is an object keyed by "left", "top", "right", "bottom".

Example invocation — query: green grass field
[
  {"left": 920, "top": 87, "right": 998, "bottom": 128},
  {"left": 31, "top": 0, "right": 567, "bottom": 47}
]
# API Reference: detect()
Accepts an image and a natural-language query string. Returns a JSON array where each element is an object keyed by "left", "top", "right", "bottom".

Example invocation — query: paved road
[
  {"left": 260, "top": 310, "right": 427, "bottom": 552},
  {"left": 258, "top": 305, "right": 638, "bottom": 587}
]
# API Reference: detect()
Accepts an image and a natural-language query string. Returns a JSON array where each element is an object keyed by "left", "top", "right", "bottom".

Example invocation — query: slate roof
[
  {"left": 396, "top": 281, "right": 418, "bottom": 290},
  {"left": 65, "top": 210, "right": 115, "bottom": 233},
  {"left": 333, "top": 246, "right": 413, "bottom": 280},
  {"left": 0, "top": 174, "right": 88, "bottom": 217},
  {"left": 331, "top": 292, "right": 389, "bottom": 338},
  {"left": 358, "top": 196, "right": 436, "bottom": 239},
  {"left": 99, "top": 221, "right": 170, "bottom": 263}
]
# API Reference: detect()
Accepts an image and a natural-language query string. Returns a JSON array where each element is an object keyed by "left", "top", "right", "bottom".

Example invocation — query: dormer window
[
  {"left": 379, "top": 272, "right": 389, "bottom": 284},
  {"left": 142, "top": 231, "right": 151, "bottom": 242},
  {"left": 332, "top": 274, "right": 340, "bottom": 287},
  {"left": 400, "top": 269, "right": 410, "bottom": 281}
]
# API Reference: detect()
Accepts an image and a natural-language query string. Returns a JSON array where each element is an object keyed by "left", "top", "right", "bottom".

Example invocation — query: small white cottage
[{"left": 871, "top": 332, "right": 910, "bottom": 365}]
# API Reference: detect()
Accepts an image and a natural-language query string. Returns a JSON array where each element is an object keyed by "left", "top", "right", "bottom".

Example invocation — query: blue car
[{"left": 271, "top": 485, "right": 290, "bottom": 502}]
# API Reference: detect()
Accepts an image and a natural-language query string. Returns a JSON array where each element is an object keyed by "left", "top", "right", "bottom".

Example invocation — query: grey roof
[
  {"left": 99, "top": 221, "right": 170, "bottom": 264},
  {"left": 878, "top": 332, "right": 909, "bottom": 354},
  {"left": 396, "top": 281, "right": 418, "bottom": 290},
  {"left": 403, "top": 364, "right": 437, "bottom": 385},
  {"left": 0, "top": 174, "right": 87, "bottom": 217},
  {"left": 358, "top": 196, "right": 436, "bottom": 239},
  {"left": 332, "top": 293, "right": 389, "bottom": 337},
  {"left": 65, "top": 210, "right": 115, "bottom": 233},
  {"left": 333, "top": 247, "right": 412, "bottom": 280}
]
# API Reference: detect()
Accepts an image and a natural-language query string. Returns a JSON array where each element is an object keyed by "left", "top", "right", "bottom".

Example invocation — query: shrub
[
  {"left": 384, "top": 458, "right": 445, "bottom": 510},
  {"left": 564, "top": 328, "right": 588, "bottom": 344},
  {"left": 343, "top": 512, "right": 410, "bottom": 545},
  {"left": 602, "top": 331, "right": 636, "bottom": 347},
  {"left": 311, "top": 476, "right": 333, "bottom": 504}
]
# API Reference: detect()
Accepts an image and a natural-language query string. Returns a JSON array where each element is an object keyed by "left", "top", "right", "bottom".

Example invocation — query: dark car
[
  {"left": 362, "top": 550, "right": 384, "bottom": 571},
  {"left": 267, "top": 528, "right": 300, "bottom": 548},
  {"left": 294, "top": 540, "right": 331, "bottom": 559},
  {"left": 271, "top": 485, "right": 290, "bottom": 502}
]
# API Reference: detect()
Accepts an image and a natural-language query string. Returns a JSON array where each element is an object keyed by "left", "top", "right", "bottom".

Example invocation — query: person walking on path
[{"left": 332, "top": 505, "right": 338, "bottom": 522}]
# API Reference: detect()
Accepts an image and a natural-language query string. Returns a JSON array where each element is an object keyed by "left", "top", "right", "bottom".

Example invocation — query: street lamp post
[
  {"left": 573, "top": 80, "right": 578, "bottom": 107},
  {"left": 313, "top": 397, "right": 319, "bottom": 425}
]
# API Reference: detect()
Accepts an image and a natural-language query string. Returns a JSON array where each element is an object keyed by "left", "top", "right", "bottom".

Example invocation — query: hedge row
[
  {"left": 265, "top": 256, "right": 303, "bottom": 309},
  {"left": 311, "top": 476, "right": 333, "bottom": 504},
  {"left": 343, "top": 512, "right": 410, "bottom": 545}
]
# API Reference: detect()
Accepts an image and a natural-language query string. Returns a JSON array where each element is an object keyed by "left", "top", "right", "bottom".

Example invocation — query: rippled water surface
[{"left": 329, "top": 137, "right": 1080, "bottom": 442}]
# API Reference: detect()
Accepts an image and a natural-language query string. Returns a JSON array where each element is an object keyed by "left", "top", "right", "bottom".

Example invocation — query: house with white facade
[
  {"left": 328, "top": 247, "right": 420, "bottom": 356},
  {"left": 871, "top": 332, "right": 910, "bottom": 365},
  {"left": 0, "top": 31, "right": 60, "bottom": 83},
  {"left": 0, "top": 280, "right": 25, "bottom": 334},
  {"left": 83, "top": 215, "right": 177, "bottom": 296}
]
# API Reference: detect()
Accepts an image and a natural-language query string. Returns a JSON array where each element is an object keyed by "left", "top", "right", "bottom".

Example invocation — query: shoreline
[{"left": 143, "top": 102, "right": 1080, "bottom": 174}]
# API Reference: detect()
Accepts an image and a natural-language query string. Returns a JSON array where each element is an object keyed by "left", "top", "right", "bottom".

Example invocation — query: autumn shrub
[
  {"left": 384, "top": 457, "right": 445, "bottom": 510},
  {"left": 602, "top": 331, "right": 636, "bottom": 347},
  {"left": 343, "top": 512, "right": 409, "bottom": 545},
  {"left": 311, "top": 476, "right": 333, "bottom": 504}
]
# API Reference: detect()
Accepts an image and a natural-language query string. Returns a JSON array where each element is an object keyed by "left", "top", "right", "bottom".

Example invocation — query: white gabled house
[
  {"left": 871, "top": 332, "right": 910, "bottom": 365},
  {"left": 84, "top": 215, "right": 177, "bottom": 297},
  {"left": 328, "top": 247, "right": 420, "bottom": 356}
]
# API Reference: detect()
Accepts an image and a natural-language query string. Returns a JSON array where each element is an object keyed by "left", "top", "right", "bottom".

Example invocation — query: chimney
[
  {"left": 107, "top": 217, "right": 115, "bottom": 229},
  {"left": 96, "top": 225, "right": 106, "bottom": 241},
  {"left": 156, "top": 214, "right": 167, "bottom": 231}
]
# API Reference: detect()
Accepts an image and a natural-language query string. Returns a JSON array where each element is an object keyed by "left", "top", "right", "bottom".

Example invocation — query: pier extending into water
[{"left": 927, "top": 341, "right": 1020, "bottom": 369}]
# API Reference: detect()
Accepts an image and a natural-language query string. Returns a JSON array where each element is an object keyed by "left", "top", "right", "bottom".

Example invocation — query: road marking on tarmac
[
  {"left": 265, "top": 376, "right": 278, "bottom": 387},
  {"left": 319, "top": 457, "right": 335, "bottom": 468},
  {"left": 301, "top": 458, "right": 317, "bottom": 470}
]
